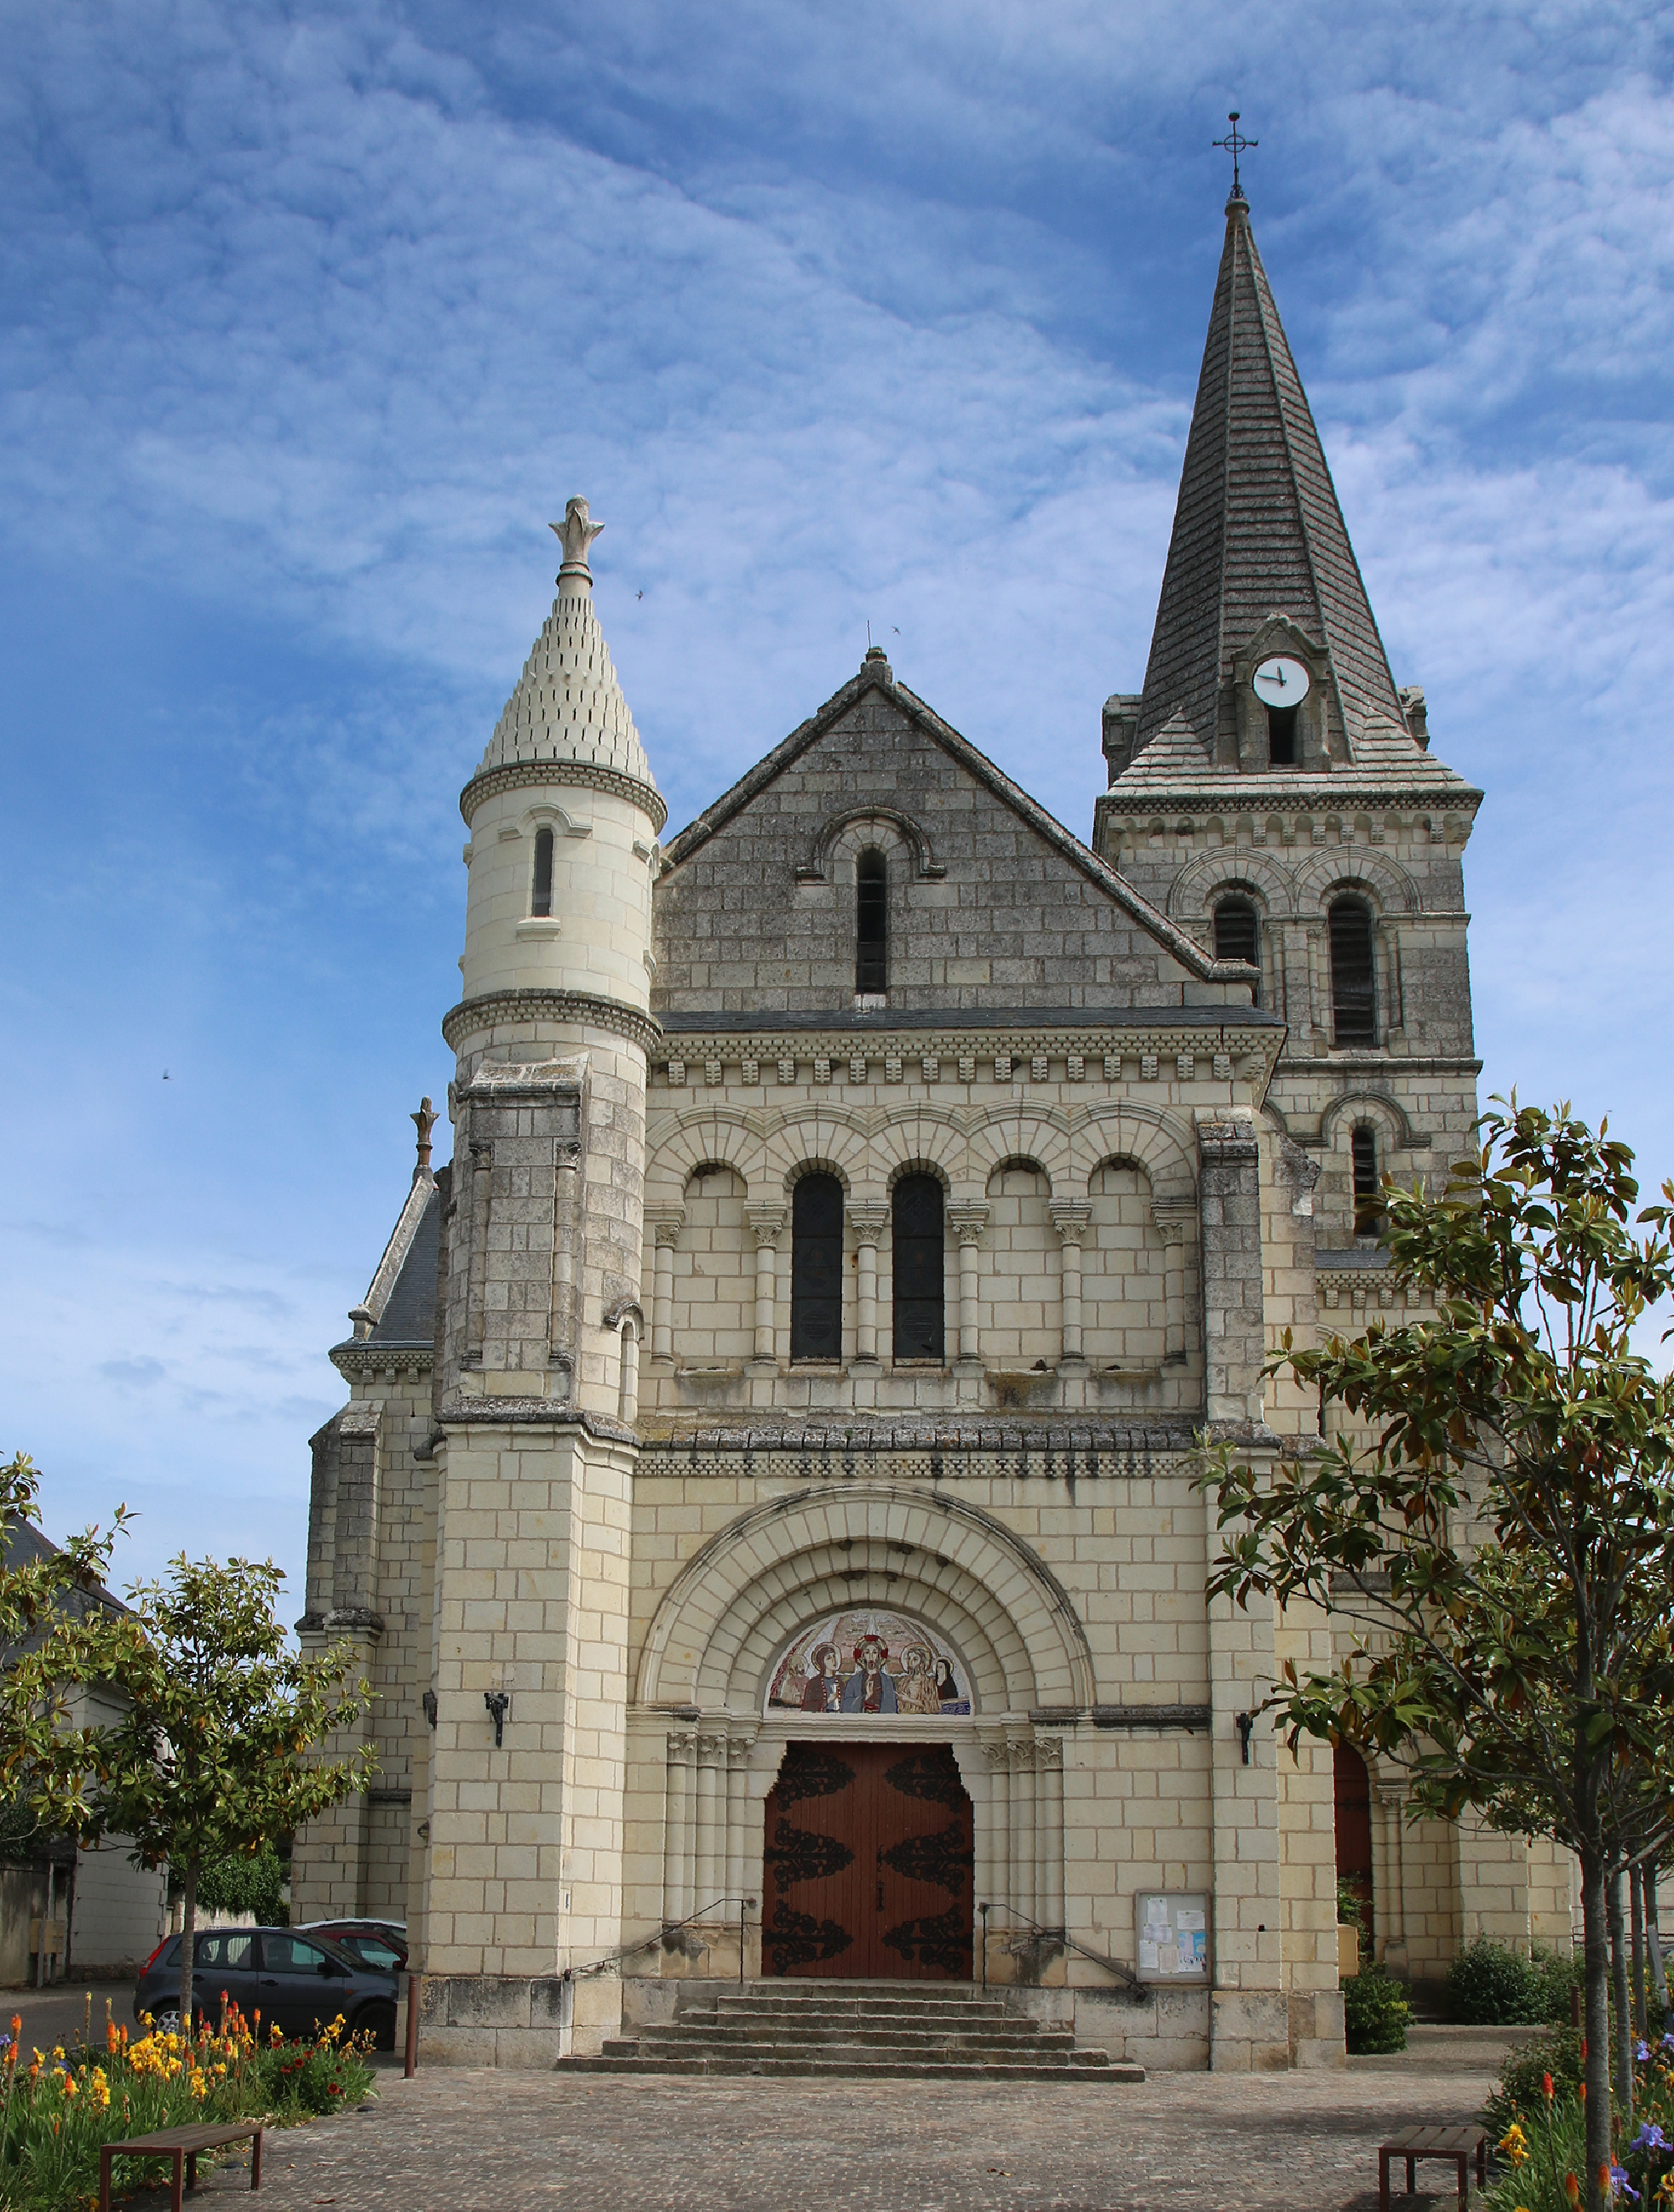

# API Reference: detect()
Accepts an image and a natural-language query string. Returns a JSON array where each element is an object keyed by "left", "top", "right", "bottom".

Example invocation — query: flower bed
[
  {"left": 1484, "top": 2020, "right": 1674, "bottom": 2210},
  {"left": 0, "top": 1994, "right": 374, "bottom": 2210}
]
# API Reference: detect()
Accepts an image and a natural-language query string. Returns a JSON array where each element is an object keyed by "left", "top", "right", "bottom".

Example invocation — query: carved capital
[
  {"left": 1151, "top": 1195, "right": 1197, "bottom": 1246},
  {"left": 666, "top": 1730, "right": 696, "bottom": 1759},
  {"left": 1035, "top": 1737, "right": 1065, "bottom": 1769},
  {"left": 647, "top": 1206, "right": 686, "bottom": 1249},
  {"left": 745, "top": 1206, "right": 786, "bottom": 1247},
  {"left": 1048, "top": 1201, "right": 1092, "bottom": 1246},
  {"left": 850, "top": 1202, "right": 890, "bottom": 1243},
  {"left": 947, "top": 1202, "right": 989, "bottom": 1247}
]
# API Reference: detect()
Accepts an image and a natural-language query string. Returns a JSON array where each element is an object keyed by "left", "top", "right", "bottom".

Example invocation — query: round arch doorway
[{"left": 761, "top": 1742, "right": 974, "bottom": 1979}]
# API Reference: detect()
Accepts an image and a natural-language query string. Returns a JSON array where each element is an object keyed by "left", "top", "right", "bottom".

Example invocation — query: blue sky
[{"left": 3, "top": 1, "right": 1672, "bottom": 1597}]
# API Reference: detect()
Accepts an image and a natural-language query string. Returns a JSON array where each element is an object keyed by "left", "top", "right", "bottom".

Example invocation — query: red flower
[{"left": 1543, "top": 2072, "right": 1554, "bottom": 2101}]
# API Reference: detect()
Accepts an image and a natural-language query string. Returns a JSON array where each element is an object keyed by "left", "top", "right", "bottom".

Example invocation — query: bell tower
[{"left": 419, "top": 499, "right": 664, "bottom": 2059}]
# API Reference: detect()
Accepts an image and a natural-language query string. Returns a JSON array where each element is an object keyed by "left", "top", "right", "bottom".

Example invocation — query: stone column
[
  {"left": 1049, "top": 1203, "right": 1091, "bottom": 1364},
  {"left": 980, "top": 1738, "right": 1011, "bottom": 1927},
  {"left": 947, "top": 1204, "right": 988, "bottom": 1364},
  {"left": 664, "top": 1731, "right": 694, "bottom": 1924},
  {"left": 1037, "top": 1737, "right": 1065, "bottom": 1932},
  {"left": 745, "top": 1209, "right": 784, "bottom": 1366},
  {"left": 724, "top": 1733, "right": 752, "bottom": 1907},
  {"left": 549, "top": 1138, "right": 582, "bottom": 1374},
  {"left": 1153, "top": 1197, "right": 1196, "bottom": 1368},
  {"left": 1009, "top": 1739, "right": 1038, "bottom": 1925},
  {"left": 645, "top": 1209, "right": 683, "bottom": 1363},
  {"left": 850, "top": 1203, "right": 889, "bottom": 1363},
  {"left": 695, "top": 1733, "right": 724, "bottom": 1912}
]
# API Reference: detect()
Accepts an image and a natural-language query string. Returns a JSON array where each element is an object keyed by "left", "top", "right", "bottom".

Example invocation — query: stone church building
[{"left": 292, "top": 186, "right": 1575, "bottom": 2070}]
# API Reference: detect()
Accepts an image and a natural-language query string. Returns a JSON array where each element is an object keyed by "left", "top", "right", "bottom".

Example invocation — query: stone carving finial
[
  {"left": 412, "top": 1096, "right": 437, "bottom": 1180},
  {"left": 550, "top": 495, "right": 604, "bottom": 583}
]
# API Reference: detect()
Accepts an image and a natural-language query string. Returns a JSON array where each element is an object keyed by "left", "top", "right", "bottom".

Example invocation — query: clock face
[{"left": 1253, "top": 655, "right": 1311, "bottom": 708}]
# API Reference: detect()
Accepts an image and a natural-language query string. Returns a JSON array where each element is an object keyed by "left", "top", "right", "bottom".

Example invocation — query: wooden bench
[
  {"left": 1379, "top": 2123, "right": 1487, "bottom": 2212},
  {"left": 99, "top": 2120, "right": 263, "bottom": 2211}
]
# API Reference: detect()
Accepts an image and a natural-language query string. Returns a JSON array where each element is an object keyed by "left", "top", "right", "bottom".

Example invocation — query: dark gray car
[{"left": 135, "top": 1926, "right": 400, "bottom": 2049}]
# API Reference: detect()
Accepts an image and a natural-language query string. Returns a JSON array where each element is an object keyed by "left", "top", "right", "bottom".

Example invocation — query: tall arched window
[
  {"left": 531, "top": 826, "right": 554, "bottom": 917},
  {"left": 1267, "top": 702, "right": 1298, "bottom": 766},
  {"left": 891, "top": 1174, "right": 944, "bottom": 1362},
  {"left": 1328, "top": 896, "right": 1377, "bottom": 1046},
  {"left": 1214, "top": 896, "right": 1260, "bottom": 1005},
  {"left": 855, "top": 849, "right": 887, "bottom": 993},
  {"left": 790, "top": 1173, "right": 844, "bottom": 1360},
  {"left": 1351, "top": 1127, "right": 1382, "bottom": 1236}
]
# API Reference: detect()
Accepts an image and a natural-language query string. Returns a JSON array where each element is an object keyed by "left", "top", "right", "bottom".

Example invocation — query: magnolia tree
[
  {"left": 0, "top": 1452, "right": 131, "bottom": 1838},
  {"left": 1200, "top": 1104, "right": 1674, "bottom": 2212},
  {"left": 91, "top": 1556, "right": 377, "bottom": 2034}
]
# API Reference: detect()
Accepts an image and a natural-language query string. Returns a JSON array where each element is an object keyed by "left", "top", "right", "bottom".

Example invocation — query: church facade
[{"left": 291, "top": 187, "right": 1576, "bottom": 2070}]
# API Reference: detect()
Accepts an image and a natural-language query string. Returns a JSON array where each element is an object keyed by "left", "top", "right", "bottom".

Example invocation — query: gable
[{"left": 653, "top": 664, "right": 1257, "bottom": 1019}]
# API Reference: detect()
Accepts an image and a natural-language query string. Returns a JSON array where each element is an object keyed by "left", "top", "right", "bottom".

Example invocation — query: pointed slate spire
[{"left": 1133, "top": 191, "right": 1412, "bottom": 769}]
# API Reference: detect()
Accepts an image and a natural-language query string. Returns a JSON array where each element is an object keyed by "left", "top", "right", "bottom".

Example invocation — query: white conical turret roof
[{"left": 474, "top": 498, "right": 659, "bottom": 793}]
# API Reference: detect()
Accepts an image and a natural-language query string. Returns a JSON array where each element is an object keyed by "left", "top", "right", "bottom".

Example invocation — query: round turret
[{"left": 454, "top": 499, "right": 665, "bottom": 1028}]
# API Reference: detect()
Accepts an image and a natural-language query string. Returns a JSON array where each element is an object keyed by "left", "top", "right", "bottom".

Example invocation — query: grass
[{"left": 0, "top": 1989, "right": 374, "bottom": 2209}]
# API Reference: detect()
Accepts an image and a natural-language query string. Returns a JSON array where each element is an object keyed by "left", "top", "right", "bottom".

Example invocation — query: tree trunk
[
  {"left": 1630, "top": 1861, "right": 1647, "bottom": 2040},
  {"left": 1581, "top": 1850, "right": 1615, "bottom": 2212},
  {"left": 1609, "top": 1866, "right": 1632, "bottom": 2126},
  {"left": 177, "top": 1855, "right": 198, "bottom": 2039},
  {"left": 1648, "top": 1855, "right": 1667, "bottom": 2019}
]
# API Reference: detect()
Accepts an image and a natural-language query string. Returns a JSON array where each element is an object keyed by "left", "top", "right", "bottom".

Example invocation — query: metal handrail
[
  {"left": 978, "top": 1901, "right": 1150, "bottom": 2002},
  {"left": 573, "top": 1896, "right": 757, "bottom": 1984}
]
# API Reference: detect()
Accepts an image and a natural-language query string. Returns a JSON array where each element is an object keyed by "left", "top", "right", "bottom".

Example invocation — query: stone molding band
[
  {"left": 443, "top": 988, "right": 662, "bottom": 1056},
  {"left": 460, "top": 759, "right": 669, "bottom": 834},
  {"left": 436, "top": 1396, "right": 640, "bottom": 1447}
]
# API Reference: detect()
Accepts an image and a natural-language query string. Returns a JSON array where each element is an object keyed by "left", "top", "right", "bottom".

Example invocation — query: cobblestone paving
[{"left": 124, "top": 2051, "right": 1507, "bottom": 2212}]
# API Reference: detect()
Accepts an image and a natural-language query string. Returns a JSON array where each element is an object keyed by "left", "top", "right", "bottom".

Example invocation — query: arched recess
[
  {"left": 1318, "top": 1091, "right": 1420, "bottom": 1153},
  {"left": 635, "top": 1485, "right": 1096, "bottom": 1716},
  {"left": 983, "top": 1158, "right": 1056, "bottom": 1368},
  {"left": 870, "top": 1107, "right": 968, "bottom": 1196},
  {"left": 966, "top": 1108, "right": 1071, "bottom": 1196},
  {"left": 1292, "top": 849, "right": 1420, "bottom": 919},
  {"left": 1068, "top": 1103, "right": 1196, "bottom": 1206},
  {"left": 798, "top": 807, "right": 946, "bottom": 884},
  {"left": 1165, "top": 849, "right": 1296, "bottom": 924},
  {"left": 645, "top": 1111, "right": 762, "bottom": 1211},
  {"left": 760, "top": 1111, "right": 873, "bottom": 1202}
]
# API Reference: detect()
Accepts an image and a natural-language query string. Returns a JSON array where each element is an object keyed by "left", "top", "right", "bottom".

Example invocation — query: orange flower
[
  {"left": 1543, "top": 2072, "right": 1555, "bottom": 2101},
  {"left": 1564, "top": 2174, "right": 1581, "bottom": 2207},
  {"left": 1579, "top": 2082, "right": 1587, "bottom": 2104}
]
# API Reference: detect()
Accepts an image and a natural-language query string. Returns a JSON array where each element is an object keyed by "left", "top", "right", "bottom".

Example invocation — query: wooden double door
[{"left": 760, "top": 1742, "right": 974, "bottom": 1979}]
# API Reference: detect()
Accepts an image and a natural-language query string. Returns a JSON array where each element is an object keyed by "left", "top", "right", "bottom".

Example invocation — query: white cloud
[{"left": 4, "top": 0, "right": 1674, "bottom": 1577}]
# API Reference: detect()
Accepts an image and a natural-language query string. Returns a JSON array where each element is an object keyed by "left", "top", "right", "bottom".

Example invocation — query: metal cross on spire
[{"left": 1212, "top": 111, "right": 1256, "bottom": 199}]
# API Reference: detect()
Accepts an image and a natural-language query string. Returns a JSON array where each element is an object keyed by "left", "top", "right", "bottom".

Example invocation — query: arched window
[
  {"left": 531, "top": 826, "right": 554, "bottom": 918},
  {"left": 855, "top": 849, "right": 887, "bottom": 993},
  {"left": 1329, "top": 897, "right": 1377, "bottom": 1046},
  {"left": 1213, "top": 896, "right": 1260, "bottom": 1005},
  {"left": 1352, "top": 1127, "right": 1382, "bottom": 1236},
  {"left": 1267, "top": 703, "right": 1298, "bottom": 766},
  {"left": 891, "top": 1174, "right": 944, "bottom": 1362},
  {"left": 790, "top": 1173, "right": 844, "bottom": 1361}
]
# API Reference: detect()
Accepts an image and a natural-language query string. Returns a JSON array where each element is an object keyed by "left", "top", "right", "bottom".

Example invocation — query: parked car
[
  {"left": 297, "top": 1917, "right": 408, "bottom": 1973},
  {"left": 134, "top": 1926, "right": 399, "bottom": 2049}
]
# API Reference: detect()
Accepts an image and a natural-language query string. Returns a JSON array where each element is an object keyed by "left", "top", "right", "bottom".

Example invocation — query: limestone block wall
[
  {"left": 634, "top": 1035, "right": 1273, "bottom": 1425},
  {"left": 417, "top": 1419, "right": 635, "bottom": 2060}
]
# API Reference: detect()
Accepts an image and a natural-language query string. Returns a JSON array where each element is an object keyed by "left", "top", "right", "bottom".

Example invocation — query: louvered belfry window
[
  {"left": 790, "top": 1173, "right": 844, "bottom": 1361},
  {"left": 1214, "top": 897, "right": 1260, "bottom": 1004},
  {"left": 1329, "top": 897, "right": 1377, "bottom": 1046},
  {"left": 855, "top": 849, "right": 888, "bottom": 993},
  {"left": 1267, "top": 703, "right": 1298, "bottom": 765},
  {"left": 891, "top": 1175, "right": 944, "bottom": 1362},
  {"left": 1352, "top": 1127, "right": 1382, "bottom": 1236},
  {"left": 531, "top": 825, "right": 554, "bottom": 917}
]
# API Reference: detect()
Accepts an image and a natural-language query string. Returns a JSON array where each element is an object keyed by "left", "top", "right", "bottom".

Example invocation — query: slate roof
[
  {"left": 367, "top": 1184, "right": 440, "bottom": 1347},
  {"left": 1131, "top": 192, "right": 1461, "bottom": 788}
]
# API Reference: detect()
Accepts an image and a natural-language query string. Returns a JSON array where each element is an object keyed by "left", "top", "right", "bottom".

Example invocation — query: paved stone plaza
[{"left": 117, "top": 2032, "right": 1517, "bottom": 2211}]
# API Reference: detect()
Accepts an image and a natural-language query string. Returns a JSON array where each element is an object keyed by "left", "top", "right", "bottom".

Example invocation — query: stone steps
[{"left": 561, "top": 1980, "right": 1144, "bottom": 2082}]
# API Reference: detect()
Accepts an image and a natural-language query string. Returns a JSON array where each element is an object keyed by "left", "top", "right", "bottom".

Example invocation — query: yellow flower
[{"left": 1497, "top": 2122, "right": 1529, "bottom": 2168}]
